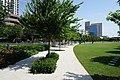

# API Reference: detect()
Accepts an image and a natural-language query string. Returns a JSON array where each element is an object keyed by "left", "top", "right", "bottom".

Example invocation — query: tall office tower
[
  {"left": 85, "top": 21, "right": 90, "bottom": 30},
  {"left": 2, "top": 0, "right": 19, "bottom": 16},
  {"left": 85, "top": 21, "right": 102, "bottom": 37}
]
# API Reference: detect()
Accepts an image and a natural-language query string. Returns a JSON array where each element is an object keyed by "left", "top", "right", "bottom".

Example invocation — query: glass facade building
[{"left": 85, "top": 21, "right": 102, "bottom": 37}]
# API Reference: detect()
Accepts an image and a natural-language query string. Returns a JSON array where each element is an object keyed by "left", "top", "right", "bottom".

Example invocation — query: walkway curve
[{"left": 0, "top": 45, "right": 93, "bottom": 80}]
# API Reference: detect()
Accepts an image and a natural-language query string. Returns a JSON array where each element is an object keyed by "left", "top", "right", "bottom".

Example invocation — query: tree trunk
[
  {"left": 31, "top": 35, "right": 34, "bottom": 43},
  {"left": 46, "top": 39, "right": 51, "bottom": 58},
  {"left": 59, "top": 41, "right": 61, "bottom": 50}
]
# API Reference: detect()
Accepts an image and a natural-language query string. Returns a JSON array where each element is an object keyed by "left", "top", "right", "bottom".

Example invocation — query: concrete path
[{"left": 0, "top": 45, "right": 93, "bottom": 80}]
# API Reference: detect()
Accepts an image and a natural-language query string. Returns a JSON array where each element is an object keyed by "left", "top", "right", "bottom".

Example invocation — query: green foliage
[
  {"left": 30, "top": 53, "right": 59, "bottom": 74},
  {"left": 0, "top": 49, "right": 31, "bottom": 68},
  {"left": 0, "top": 43, "right": 49, "bottom": 68},
  {"left": 117, "top": 0, "right": 120, "bottom": 5},
  {"left": 48, "top": 52, "right": 59, "bottom": 61},
  {"left": 31, "top": 58, "right": 56, "bottom": 74},
  {"left": 79, "top": 35, "right": 100, "bottom": 43},
  {"left": 25, "top": 50, "right": 38, "bottom": 56},
  {"left": 102, "top": 36, "right": 110, "bottom": 41},
  {"left": 0, "top": 44, "right": 4, "bottom": 49},
  {"left": 106, "top": 1, "right": 120, "bottom": 36},
  {"left": 20, "top": 0, "right": 83, "bottom": 55},
  {"left": 106, "top": 10, "right": 120, "bottom": 27},
  {"left": 0, "top": 25, "right": 23, "bottom": 41},
  {"left": 12, "top": 44, "right": 49, "bottom": 51}
]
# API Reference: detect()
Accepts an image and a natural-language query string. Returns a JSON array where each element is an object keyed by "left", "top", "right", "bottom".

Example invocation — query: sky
[{"left": 19, "top": 0, "right": 120, "bottom": 37}]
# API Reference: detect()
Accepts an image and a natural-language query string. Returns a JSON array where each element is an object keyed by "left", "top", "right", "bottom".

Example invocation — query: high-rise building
[
  {"left": 85, "top": 21, "right": 102, "bottom": 37},
  {"left": 2, "top": 0, "right": 19, "bottom": 16},
  {"left": 2, "top": 0, "right": 19, "bottom": 25}
]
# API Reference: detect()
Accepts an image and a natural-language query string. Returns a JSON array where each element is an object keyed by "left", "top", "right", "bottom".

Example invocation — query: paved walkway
[{"left": 0, "top": 45, "right": 93, "bottom": 80}]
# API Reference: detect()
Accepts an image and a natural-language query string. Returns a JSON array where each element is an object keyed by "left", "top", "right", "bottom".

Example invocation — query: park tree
[
  {"left": 21, "top": 0, "right": 83, "bottom": 57},
  {"left": 106, "top": 1, "right": 120, "bottom": 36},
  {"left": 106, "top": 10, "right": 120, "bottom": 36},
  {"left": 0, "top": 25, "right": 23, "bottom": 41},
  {"left": 117, "top": 0, "right": 120, "bottom": 5}
]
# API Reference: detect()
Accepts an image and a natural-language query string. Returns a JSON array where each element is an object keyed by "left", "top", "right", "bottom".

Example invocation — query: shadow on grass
[
  {"left": 106, "top": 51, "right": 120, "bottom": 54},
  {"left": 106, "top": 46, "right": 120, "bottom": 54},
  {"left": 114, "top": 47, "right": 120, "bottom": 50},
  {"left": 114, "top": 46, "right": 120, "bottom": 50},
  {"left": 63, "top": 72, "right": 93, "bottom": 80},
  {"left": 91, "top": 56, "right": 120, "bottom": 67},
  {"left": 91, "top": 74, "right": 120, "bottom": 80}
]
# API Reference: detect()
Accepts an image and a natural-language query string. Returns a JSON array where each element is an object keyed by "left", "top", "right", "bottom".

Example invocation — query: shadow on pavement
[
  {"left": 63, "top": 72, "right": 93, "bottom": 80},
  {"left": 50, "top": 49, "right": 65, "bottom": 51},
  {"left": 8, "top": 56, "right": 42, "bottom": 71},
  {"left": 63, "top": 72, "right": 120, "bottom": 80}
]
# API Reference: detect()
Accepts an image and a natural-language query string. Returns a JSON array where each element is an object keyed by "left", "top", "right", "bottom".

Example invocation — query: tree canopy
[
  {"left": 106, "top": 10, "right": 120, "bottom": 27},
  {"left": 106, "top": 1, "right": 120, "bottom": 36},
  {"left": 20, "top": 0, "right": 83, "bottom": 56},
  {"left": 117, "top": 0, "right": 120, "bottom": 5}
]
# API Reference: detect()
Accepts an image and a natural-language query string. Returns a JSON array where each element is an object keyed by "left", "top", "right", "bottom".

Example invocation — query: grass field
[{"left": 74, "top": 42, "right": 120, "bottom": 80}]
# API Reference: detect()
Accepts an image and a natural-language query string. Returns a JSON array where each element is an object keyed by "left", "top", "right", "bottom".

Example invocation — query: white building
[
  {"left": 80, "top": 29, "right": 89, "bottom": 35},
  {"left": 2, "top": 0, "right": 19, "bottom": 16}
]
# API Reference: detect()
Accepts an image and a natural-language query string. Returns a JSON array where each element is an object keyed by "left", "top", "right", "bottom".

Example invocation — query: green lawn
[{"left": 74, "top": 42, "right": 120, "bottom": 80}]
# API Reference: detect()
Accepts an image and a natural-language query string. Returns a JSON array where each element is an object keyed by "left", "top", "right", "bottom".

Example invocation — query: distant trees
[
  {"left": 0, "top": 0, "right": 23, "bottom": 41},
  {"left": 79, "top": 35, "right": 100, "bottom": 44},
  {"left": 20, "top": 0, "right": 83, "bottom": 57},
  {"left": 0, "top": 25, "right": 23, "bottom": 41}
]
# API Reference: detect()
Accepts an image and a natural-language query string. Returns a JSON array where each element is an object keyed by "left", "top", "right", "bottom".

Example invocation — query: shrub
[
  {"left": 12, "top": 44, "right": 49, "bottom": 51},
  {"left": 30, "top": 53, "right": 59, "bottom": 74},
  {"left": 0, "top": 43, "right": 49, "bottom": 69},
  {"left": 43, "top": 44, "right": 50, "bottom": 50},
  {"left": 0, "top": 49, "right": 32, "bottom": 68},
  {"left": 11, "top": 49, "right": 31, "bottom": 62},
  {"left": 0, "top": 57, "right": 7, "bottom": 68},
  {"left": 31, "top": 58, "right": 56, "bottom": 74},
  {"left": 25, "top": 50, "right": 38, "bottom": 56},
  {"left": 48, "top": 52, "right": 59, "bottom": 61}
]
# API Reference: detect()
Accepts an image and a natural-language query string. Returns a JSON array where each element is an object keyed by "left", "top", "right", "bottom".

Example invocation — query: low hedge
[
  {"left": 0, "top": 49, "right": 32, "bottom": 68},
  {"left": 30, "top": 53, "right": 59, "bottom": 74},
  {"left": 48, "top": 52, "right": 59, "bottom": 61},
  {"left": 0, "top": 44, "right": 49, "bottom": 69},
  {"left": 12, "top": 44, "right": 49, "bottom": 51}
]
